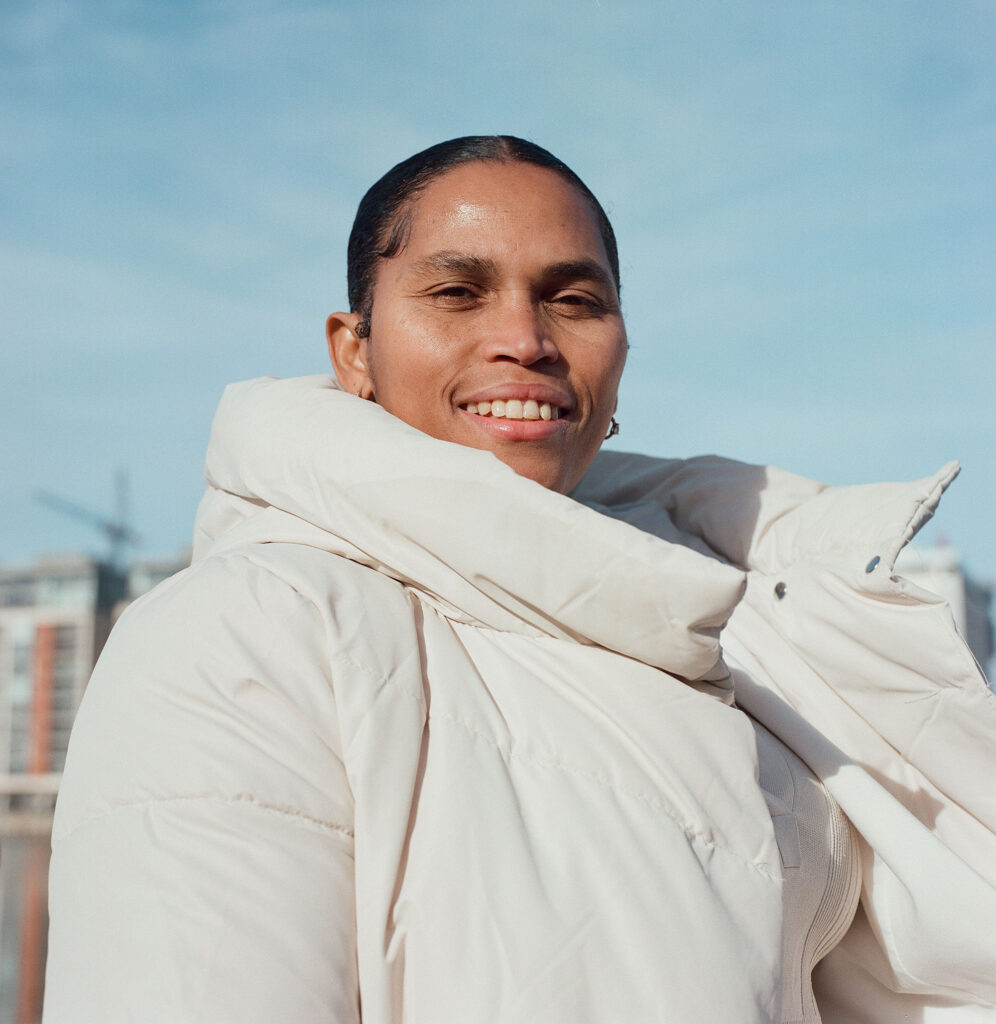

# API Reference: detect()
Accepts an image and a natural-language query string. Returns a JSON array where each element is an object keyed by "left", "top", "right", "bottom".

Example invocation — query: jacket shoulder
[
  {"left": 47, "top": 542, "right": 370, "bottom": 1023},
  {"left": 54, "top": 543, "right": 414, "bottom": 844}
]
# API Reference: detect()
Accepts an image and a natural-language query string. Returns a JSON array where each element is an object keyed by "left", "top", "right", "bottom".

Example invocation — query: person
[{"left": 44, "top": 137, "right": 996, "bottom": 1023}]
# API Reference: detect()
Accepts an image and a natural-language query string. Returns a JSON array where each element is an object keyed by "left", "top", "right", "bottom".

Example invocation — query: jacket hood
[{"left": 193, "top": 375, "right": 958, "bottom": 697}]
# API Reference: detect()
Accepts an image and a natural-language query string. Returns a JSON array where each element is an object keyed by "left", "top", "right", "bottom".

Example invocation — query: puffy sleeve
[{"left": 43, "top": 550, "right": 360, "bottom": 1023}]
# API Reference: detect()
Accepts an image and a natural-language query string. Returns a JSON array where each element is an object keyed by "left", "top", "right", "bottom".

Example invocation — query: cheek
[
  {"left": 375, "top": 314, "right": 462, "bottom": 394},
  {"left": 586, "top": 340, "right": 628, "bottom": 404},
  {"left": 366, "top": 325, "right": 455, "bottom": 426}
]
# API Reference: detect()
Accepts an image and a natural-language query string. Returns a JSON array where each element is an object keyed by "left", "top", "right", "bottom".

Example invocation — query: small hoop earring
[{"left": 604, "top": 416, "right": 620, "bottom": 440}]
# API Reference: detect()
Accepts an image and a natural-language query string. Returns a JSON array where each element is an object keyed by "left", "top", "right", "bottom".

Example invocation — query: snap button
[
  {"left": 774, "top": 581, "right": 787, "bottom": 600},
  {"left": 865, "top": 556, "right": 880, "bottom": 574}
]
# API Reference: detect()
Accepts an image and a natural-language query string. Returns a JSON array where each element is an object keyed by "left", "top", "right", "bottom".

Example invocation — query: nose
[{"left": 480, "top": 293, "right": 560, "bottom": 366}]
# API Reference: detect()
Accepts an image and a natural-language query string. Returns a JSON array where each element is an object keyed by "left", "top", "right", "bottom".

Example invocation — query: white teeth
[{"left": 462, "top": 399, "right": 562, "bottom": 420}]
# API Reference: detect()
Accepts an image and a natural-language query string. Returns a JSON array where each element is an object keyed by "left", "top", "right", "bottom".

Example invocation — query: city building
[{"left": 0, "top": 556, "right": 127, "bottom": 821}]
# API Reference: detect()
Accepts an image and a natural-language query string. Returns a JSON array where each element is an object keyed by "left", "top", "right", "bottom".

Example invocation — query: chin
[{"left": 495, "top": 455, "right": 572, "bottom": 494}]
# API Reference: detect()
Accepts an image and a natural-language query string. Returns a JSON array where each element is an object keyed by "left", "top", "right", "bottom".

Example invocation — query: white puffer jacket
[{"left": 45, "top": 375, "right": 996, "bottom": 1023}]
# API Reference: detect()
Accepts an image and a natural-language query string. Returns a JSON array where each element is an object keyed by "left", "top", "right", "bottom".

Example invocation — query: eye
[
  {"left": 547, "top": 291, "right": 607, "bottom": 316},
  {"left": 427, "top": 284, "right": 481, "bottom": 308}
]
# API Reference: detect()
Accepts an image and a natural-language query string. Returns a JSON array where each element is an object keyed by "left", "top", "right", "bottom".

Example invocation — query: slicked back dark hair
[{"left": 347, "top": 135, "right": 621, "bottom": 323}]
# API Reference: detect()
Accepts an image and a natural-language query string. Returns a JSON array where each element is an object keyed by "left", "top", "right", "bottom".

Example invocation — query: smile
[{"left": 459, "top": 400, "right": 561, "bottom": 421}]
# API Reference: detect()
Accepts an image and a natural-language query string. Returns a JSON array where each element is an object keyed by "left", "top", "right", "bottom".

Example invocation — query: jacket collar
[
  {"left": 575, "top": 450, "right": 958, "bottom": 578},
  {"left": 194, "top": 375, "right": 957, "bottom": 696},
  {"left": 194, "top": 375, "right": 745, "bottom": 697}
]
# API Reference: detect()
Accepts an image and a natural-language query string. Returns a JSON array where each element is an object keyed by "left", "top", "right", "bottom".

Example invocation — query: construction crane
[{"left": 35, "top": 469, "right": 141, "bottom": 569}]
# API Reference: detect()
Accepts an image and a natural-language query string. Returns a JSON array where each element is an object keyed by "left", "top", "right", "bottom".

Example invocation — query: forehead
[{"left": 398, "top": 160, "right": 610, "bottom": 269}]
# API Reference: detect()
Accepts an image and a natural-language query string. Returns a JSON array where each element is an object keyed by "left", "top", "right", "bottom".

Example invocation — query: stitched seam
[
  {"left": 426, "top": 702, "right": 777, "bottom": 881},
  {"left": 413, "top": 594, "right": 603, "bottom": 648},
  {"left": 54, "top": 793, "right": 354, "bottom": 847},
  {"left": 329, "top": 649, "right": 426, "bottom": 708}
]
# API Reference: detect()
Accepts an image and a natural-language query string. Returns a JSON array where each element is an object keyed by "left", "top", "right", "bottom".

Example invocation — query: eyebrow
[
  {"left": 409, "top": 251, "right": 500, "bottom": 280},
  {"left": 544, "top": 259, "right": 615, "bottom": 292},
  {"left": 408, "top": 252, "right": 615, "bottom": 292}
]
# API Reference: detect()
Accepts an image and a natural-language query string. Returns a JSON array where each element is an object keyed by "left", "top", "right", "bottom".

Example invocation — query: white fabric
[
  {"left": 751, "top": 718, "right": 862, "bottom": 1024},
  {"left": 45, "top": 375, "right": 996, "bottom": 1023}
]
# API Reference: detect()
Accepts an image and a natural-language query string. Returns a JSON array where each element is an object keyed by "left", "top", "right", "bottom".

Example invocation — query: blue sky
[{"left": 2, "top": 0, "right": 993, "bottom": 591}]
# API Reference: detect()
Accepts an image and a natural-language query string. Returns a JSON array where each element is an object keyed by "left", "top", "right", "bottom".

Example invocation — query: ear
[{"left": 326, "top": 312, "right": 373, "bottom": 398}]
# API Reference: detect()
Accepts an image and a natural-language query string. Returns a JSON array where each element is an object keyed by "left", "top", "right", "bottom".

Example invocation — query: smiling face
[{"left": 327, "top": 160, "right": 628, "bottom": 494}]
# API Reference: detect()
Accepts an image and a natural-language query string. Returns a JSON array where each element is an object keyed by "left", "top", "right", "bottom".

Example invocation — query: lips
[
  {"left": 460, "top": 399, "right": 560, "bottom": 421},
  {"left": 457, "top": 383, "right": 572, "bottom": 424}
]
